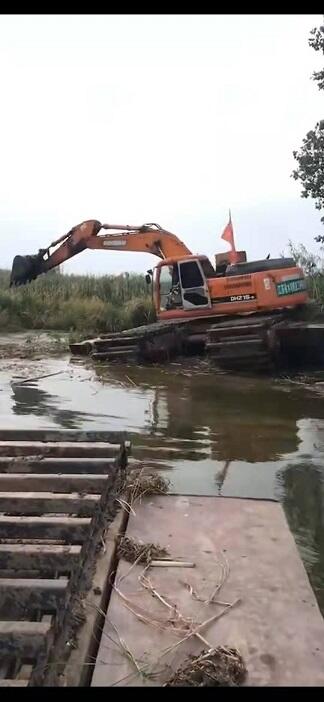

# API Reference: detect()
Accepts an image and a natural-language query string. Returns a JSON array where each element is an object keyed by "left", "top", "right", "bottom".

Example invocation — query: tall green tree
[{"left": 292, "top": 20, "right": 324, "bottom": 243}]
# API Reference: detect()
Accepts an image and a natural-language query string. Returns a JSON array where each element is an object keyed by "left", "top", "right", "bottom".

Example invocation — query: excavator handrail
[{"left": 101, "top": 222, "right": 163, "bottom": 232}]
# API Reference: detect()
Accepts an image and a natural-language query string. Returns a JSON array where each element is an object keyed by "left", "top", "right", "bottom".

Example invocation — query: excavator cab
[{"left": 154, "top": 256, "right": 212, "bottom": 314}]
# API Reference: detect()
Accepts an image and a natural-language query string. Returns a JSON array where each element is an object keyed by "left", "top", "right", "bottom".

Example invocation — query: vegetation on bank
[
  {"left": 0, "top": 269, "right": 155, "bottom": 334},
  {"left": 292, "top": 18, "right": 324, "bottom": 239},
  {"left": 291, "top": 17, "right": 324, "bottom": 313},
  {"left": 287, "top": 242, "right": 324, "bottom": 311}
]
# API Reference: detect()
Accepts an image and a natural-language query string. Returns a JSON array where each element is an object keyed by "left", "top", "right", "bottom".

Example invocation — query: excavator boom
[{"left": 10, "top": 219, "right": 192, "bottom": 286}]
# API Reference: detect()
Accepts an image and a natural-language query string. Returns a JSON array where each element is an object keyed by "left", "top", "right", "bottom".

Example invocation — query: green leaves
[
  {"left": 292, "top": 18, "right": 324, "bottom": 239},
  {"left": 292, "top": 122, "right": 324, "bottom": 238},
  {"left": 309, "top": 23, "right": 324, "bottom": 90}
]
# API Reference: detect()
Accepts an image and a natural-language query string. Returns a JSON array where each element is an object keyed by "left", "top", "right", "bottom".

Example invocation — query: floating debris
[
  {"left": 117, "top": 535, "right": 169, "bottom": 565},
  {"left": 164, "top": 646, "right": 247, "bottom": 687},
  {"left": 124, "top": 469, "right": 170, "bottom": 502}
]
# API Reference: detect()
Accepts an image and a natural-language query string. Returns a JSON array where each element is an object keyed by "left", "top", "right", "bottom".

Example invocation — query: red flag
[{"left": 221, "top": 211, "right": 239, "bottom": 264}]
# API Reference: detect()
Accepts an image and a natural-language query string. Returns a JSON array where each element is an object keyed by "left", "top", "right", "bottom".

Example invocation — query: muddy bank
[{"left": 0, "top": 331, "right": 70, "bottom": 360}]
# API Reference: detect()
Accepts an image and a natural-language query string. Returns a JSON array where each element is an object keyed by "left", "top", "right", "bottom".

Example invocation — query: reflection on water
[
  {"left": 11, "top": 382, "right": 92, "bottom": 429},
  {"left": 215, "top": 460, "right": 231, "bottom": 494},
  {"left": 1, "top": 355, "right": 324, "bottom": 612},
  {"left": 277, "top": 461, "right": 324, "bottom": 612}
]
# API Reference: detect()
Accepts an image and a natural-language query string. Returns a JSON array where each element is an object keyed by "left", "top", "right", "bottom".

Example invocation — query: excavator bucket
[{"left": 10, "top": 253, "right": 44, "bottom": 287}]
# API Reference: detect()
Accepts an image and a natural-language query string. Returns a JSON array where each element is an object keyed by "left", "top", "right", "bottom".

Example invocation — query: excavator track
[
  {"left": 206, "top": 313, "right": 286, "bottom": 371},
  {"left": 70, "top": 312, "right": 291, "bottom": 371},
  {"left": 69, "top": 316, "right": 217, "bottom": 362}
]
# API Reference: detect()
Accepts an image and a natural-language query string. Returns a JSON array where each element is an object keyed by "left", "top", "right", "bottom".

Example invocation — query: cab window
[
  {"left": 179, "top": 261, "right": 204, "bottom": 288},
  {"left": 159, "top": 266, "right": 173, "bottom": 310}
]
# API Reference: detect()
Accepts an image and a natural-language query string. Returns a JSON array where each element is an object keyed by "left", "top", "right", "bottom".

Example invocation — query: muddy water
[{"left": 1, "top": 353, "right": 324, "bottom": 612}]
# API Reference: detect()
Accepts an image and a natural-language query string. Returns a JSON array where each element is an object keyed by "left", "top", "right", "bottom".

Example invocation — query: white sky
[{"left": 0, "top": 13, "right": 323, "bottom": 275}]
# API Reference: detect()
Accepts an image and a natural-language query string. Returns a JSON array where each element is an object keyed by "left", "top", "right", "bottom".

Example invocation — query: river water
[{"left": 0, "top": 353, "right": 324, "bottom": 613}]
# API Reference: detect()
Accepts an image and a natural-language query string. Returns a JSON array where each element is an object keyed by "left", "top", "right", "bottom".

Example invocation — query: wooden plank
[
  {"left": 0, "top": 621, "right": 51, "bottom": 657},
  {"left": 0, "top": 544, "right": 80, "bottom": 571},
  {"left": 0, "top": 492, "right": 99, "bottom": 515},
  {"left": 69, "top": 341, "right": 96, "bottom": 355},
  {"left": 0, "top": 578, "right": 67, "bottom": 615},
  {"left": 29, "top": 456, "right": 126, "bottom": 687},
  {"left": 92, "top": 496, "right": 324, "bottom": 687},
  {"left": 91, "top": 350, "right": 138, "bottom": 361},
  {"left": 64, "top": 509, "right": 128, "bottom": 686},
  {"left": 0, "top": 657, "right": 10, "bottom": 679},
  {"left": 16, "top": 663, "right": 33, "bottom": 680},
  {"left": 0, "top": 441, "right": 122, "bottom": 458},
  {"left": 0, "top": 474, "right": 107, "bottom": 493},
  {"left": 0, "top": 430, "right": 126, "bottom": 444},
  {"left": 93, "top": 343, "right": 139, "bottom": 352},
  {"left": 0, "top": 457, "right": 115, "bottom": 474},
  {"left": 0, "top": 516, "right": 90, "bottom": 542},
  {"left": 93, "top": 336, "right": 139, "bottom": 347},
  {"left": 0, "top": 679, "right": 28, "bottom": 686}
]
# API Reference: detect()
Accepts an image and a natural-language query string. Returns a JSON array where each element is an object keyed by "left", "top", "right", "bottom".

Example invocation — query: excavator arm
[{"left": 10, "top": 219, "right": 192, "bottom": 286}]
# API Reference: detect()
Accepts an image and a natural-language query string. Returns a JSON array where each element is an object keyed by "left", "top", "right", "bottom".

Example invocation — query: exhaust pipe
[{"left": 10, "top": 252, "right": 46, "bottom": 287}]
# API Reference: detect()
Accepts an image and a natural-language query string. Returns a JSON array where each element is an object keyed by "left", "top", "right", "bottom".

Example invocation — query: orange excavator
[{"left": 10, "top": 219, "right": 309, "bottom": 368}]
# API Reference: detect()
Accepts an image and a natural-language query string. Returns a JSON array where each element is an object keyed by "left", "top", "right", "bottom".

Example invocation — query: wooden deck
[
  {"left": 0, "top": 429, "right": 128, "bottom": 687},
  {"left": 92, "top": 495, "right": 324, "bottom": 687}
]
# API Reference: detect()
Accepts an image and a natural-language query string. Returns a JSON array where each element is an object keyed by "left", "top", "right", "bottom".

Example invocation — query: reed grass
[{"left": 0, "top": 269, "right": 155, "bottom": 333}]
